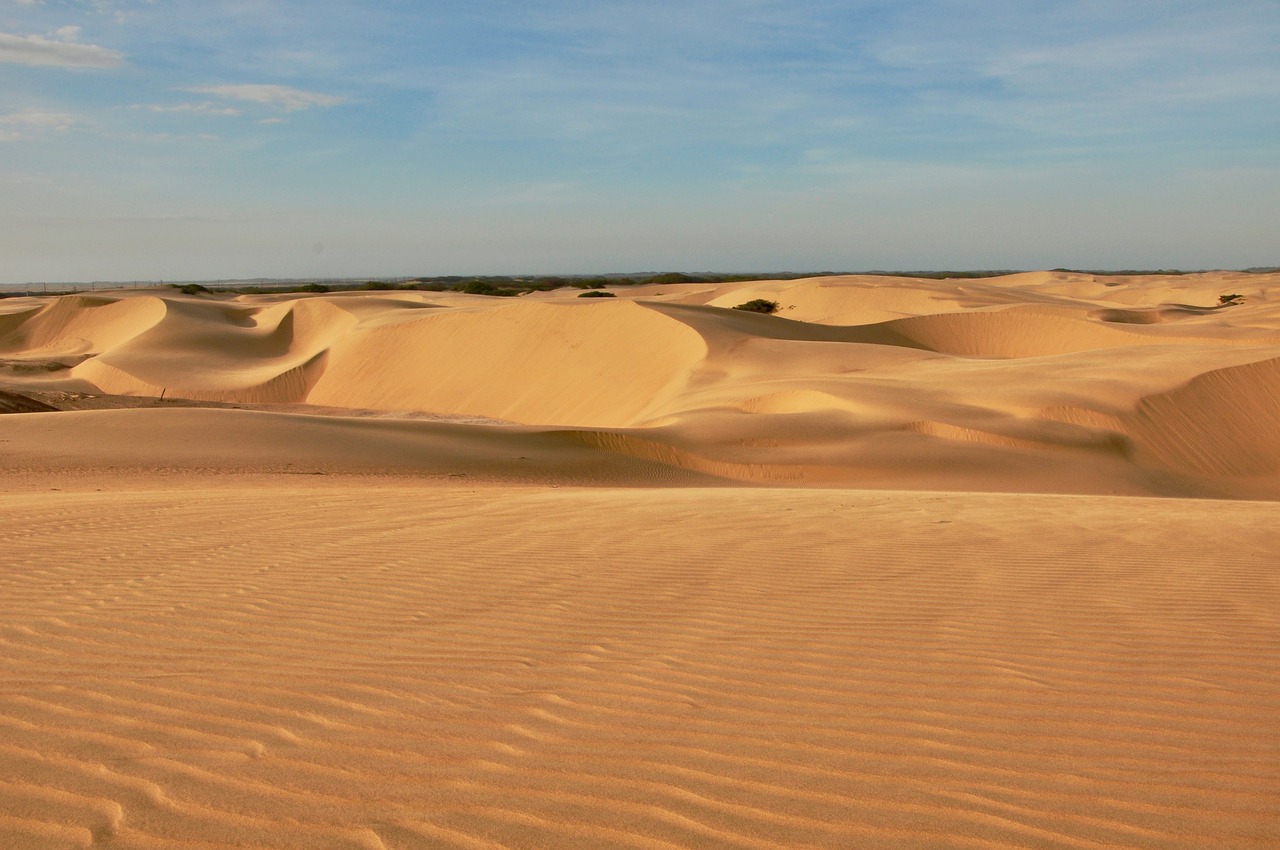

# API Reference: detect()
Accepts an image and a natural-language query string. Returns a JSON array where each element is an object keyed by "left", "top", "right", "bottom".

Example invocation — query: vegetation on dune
[
  {"left": 1050, "top": 268, "right": 1190, "bottom": 276},
  {"left": 16, "top": 266, "right": 1272, "bottom": 300},
  {"left": 732, "top": 299, "right": 780, "bottom": 314},
  {"left": 1218, "top": 294, "right": 1245, "bottom": 306},
  {"left": 400, "top": 271, "right": 830, "bottom": 295},
  {"left": 577, "top": 290, "right": 616, "bottom": 298},
  {"left": 871, "top": 270, "right": 1020, "bottom": 280},
  {"left": 456, "top": 280, "right": 521, "bottom": 297}
]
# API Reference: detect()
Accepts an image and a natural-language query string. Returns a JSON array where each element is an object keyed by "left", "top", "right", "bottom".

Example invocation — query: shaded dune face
[
  {"left": 71, "top": 298, "right": 356, "bottom": 403},
  {"left": 1127, "top": 355, "right": 1280, "bottom": 476},
  {"left": 3, "top": 271, "right": 1280, "bottom": 496},
  {"left": 0, "top": 295, "right": 168, "bottom": 358},
  {"left": 880, "top": 308, "right": 1168, "bottom": 357}
]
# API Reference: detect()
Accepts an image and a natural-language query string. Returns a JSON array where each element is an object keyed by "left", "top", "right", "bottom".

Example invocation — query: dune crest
[{"left": 3, "top": 271, "right": 1280, "bottom": 496}]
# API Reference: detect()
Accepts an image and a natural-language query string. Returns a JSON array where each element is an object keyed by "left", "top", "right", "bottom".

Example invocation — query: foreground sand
[
  {"left": 1, "top": 273, "right": 1279, "bottom": 847},
  {"left": 1, "top": 478, "right": 1277, "bottom": 849}
]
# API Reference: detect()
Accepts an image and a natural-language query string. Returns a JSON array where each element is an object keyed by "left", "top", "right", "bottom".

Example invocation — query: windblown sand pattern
[
  {"left": 2, "top": 485, "right": 1278, "bottom": 849},
  {"left": 2, "top": 272, "right": 1279, "bottom": 848}
]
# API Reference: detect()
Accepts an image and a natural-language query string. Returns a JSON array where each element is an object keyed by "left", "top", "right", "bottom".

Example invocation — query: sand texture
[{"left": 1, "top": 272, "right": 1279, "bottom": 848}]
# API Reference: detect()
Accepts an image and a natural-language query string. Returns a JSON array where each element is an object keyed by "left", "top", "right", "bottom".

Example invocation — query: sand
[{"left": 1, "top": 272, "right": 1278, "bottom": 848}]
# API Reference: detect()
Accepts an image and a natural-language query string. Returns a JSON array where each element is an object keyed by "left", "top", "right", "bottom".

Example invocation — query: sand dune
[
  {"left": 307, "top": 299, "right": 708, "bottom": 426},
  {"left": 4, "top": 272, "right": 1280, "bottom": 495},
  {"left": 3, "top": 272, "right": 1280, "bottom": 848},
  {"left": 0, "top": 294, "right": 168, "bottom": 359}
]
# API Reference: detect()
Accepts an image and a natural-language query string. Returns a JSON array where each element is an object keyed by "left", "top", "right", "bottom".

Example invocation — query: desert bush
[
  {"left": 177, "top": 283, "right": 211, "bottom": 295},
  {"left": 578, "top": 290, "right": 616, "bottom": 298},
  {"left": 1219, "top": 294, "right": 1244, "bottom": 305},
  {"left": 732, "top": 299, "right": 780, "bottom": 314},
  {"left": 298, "top": 283, "right": 329, "bottom": 293},
  {"left": 458, "top": 281, "right": 518, "bottom": 297},
  {"left": 648, "top": 273, "right": 700, "bottom": 284}
]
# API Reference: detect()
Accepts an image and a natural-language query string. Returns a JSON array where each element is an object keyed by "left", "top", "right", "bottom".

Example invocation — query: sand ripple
[{"left": 1, "top": 486, "right": 1277, "bottom": 849}]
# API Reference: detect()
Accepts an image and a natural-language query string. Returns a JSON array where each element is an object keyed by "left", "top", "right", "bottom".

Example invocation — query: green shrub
[
  {"left": 648, "top": 273, "right": 700, "bottom": 284},
  {"left": 1218, "top": 294, "right": 1244, "bottom": 305},
  {"left": 298, "top": 283, "right": 329, "bottom": 293},
  {"left": 361, "top": 280, "right": 396, "bottom": 291},
  {"left": 732, "top": 299, "right": 780, "bottom": 314},
  {"left": 177, "top": 283, "right": 211, "bottom": 295},
  {"left": 578, "top": 290, "right": 616, "bottom": 298},
  {"left": 457, "top": 281, "right": 518, "bottom": 297}
]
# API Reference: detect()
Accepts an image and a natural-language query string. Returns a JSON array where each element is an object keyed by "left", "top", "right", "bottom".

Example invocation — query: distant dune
[
  {"left": 1, "top": 272, "right": 1278, "bottom": 849},
  {"left": 4, "top": 270, "right": 1280, "bottom": 496}
]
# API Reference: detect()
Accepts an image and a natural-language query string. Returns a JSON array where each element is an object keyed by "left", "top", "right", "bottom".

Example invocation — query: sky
[{"left": 2, "top": 0, "right": 1278, "bottom": 283}]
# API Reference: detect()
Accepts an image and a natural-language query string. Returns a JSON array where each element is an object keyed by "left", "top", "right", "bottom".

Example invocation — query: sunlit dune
[
  {"left": 1, "top": 271, "right": 1278, "bottom": 849},
  {"left": 5, "top": 270, "right": 1279, "bottom": 495}
]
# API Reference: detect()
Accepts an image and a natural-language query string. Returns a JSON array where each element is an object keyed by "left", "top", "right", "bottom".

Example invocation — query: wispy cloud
[
  {"left": 137, "top": 101, "right": 241, "bottom": 117},
  {"left": 2, "top": 1, "right": 1278, "bottom": 280},
  {"left": 188, "top": 84, "right": 345, "bottom": 112},
  {"left": 0, "top": 110, "right": 78, "bottom": 141},
  {"left": 0, "top": 30, "right": 123, "bottom": 68}
]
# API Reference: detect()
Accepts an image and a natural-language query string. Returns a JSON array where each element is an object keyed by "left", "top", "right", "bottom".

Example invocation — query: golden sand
[{"left": 1, "top": 273, "right": 1277, "bottom": 848}]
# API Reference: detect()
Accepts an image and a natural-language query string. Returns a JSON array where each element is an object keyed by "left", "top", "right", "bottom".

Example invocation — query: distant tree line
[{"left": 5, "top": 266, "right": 1274, "bottom": 300}]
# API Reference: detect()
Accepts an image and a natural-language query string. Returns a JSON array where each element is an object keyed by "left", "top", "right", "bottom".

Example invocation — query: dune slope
[{"left": 4, "top": 272, "right": 1280, "bottom": 496}]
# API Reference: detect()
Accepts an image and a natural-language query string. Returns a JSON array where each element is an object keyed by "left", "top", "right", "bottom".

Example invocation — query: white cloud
[
  {"left": 0, "top": 110, "right": 78, "bottom": 141},
  {"left": 0, "top": 31, "right": 123, "bottom": 68},
  {"left": 189, "top": 84, "right": 345, "bottom": 112},
  {"left": 139, "top": 101, "right": 241, "bottom": 117}
]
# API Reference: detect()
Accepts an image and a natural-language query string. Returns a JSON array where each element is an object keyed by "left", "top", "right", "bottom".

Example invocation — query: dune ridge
[{"left": 3, "top": 272, "right": 1280, "bottom": 496}]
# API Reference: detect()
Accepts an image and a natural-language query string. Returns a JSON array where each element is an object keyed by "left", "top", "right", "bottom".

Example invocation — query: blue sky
[{"left": 2, "top": 0, "right": 1278, "bottom": 282}]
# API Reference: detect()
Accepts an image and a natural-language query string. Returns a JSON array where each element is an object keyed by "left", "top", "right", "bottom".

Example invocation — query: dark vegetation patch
[
  {"left": 869, "top": 270, "right": 1021, "bottom": 280},
  {"left": 732, "top": 299, "right": 780, "bottom": 314},
  {"left": 220, "top": 272, "right": 842, "bottom": 297},
  {"left": 11, "top": 266, "right": 1271, "bottom": 300}
]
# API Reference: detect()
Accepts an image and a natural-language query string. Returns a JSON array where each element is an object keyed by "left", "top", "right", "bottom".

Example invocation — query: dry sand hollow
[{"left": 1, "top": 272, "right": 1279, "bottom": 848}]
